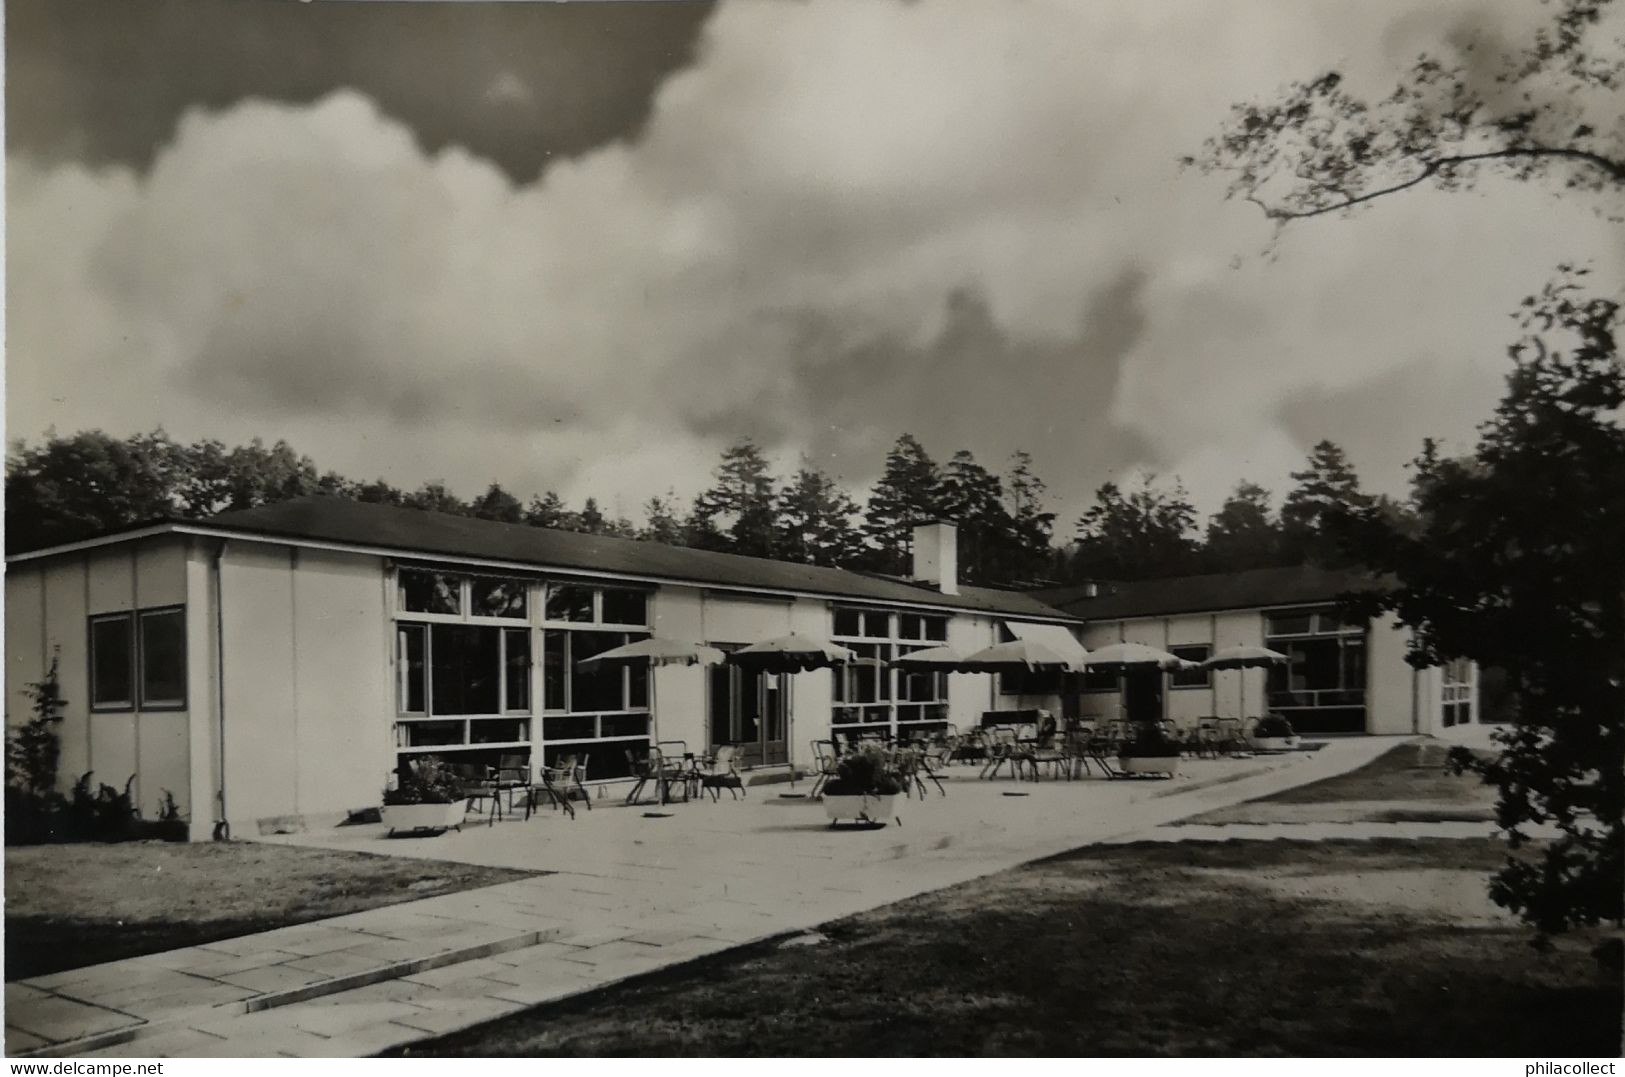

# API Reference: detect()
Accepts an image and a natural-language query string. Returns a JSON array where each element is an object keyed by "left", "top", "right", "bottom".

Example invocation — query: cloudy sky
[{"left": 8, "top": 0, "right": 1622, "bottom": 527}]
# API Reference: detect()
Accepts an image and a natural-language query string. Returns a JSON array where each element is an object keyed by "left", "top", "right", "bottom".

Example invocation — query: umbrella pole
[{"left": 788, "top": 673, "right": 796, "bottom": 789}]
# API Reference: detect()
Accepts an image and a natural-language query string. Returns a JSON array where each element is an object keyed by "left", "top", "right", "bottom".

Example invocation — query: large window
[
  {"left": 831, "top": 607, "right": 949, "bottom": 736},
  {"left": 395, "top": 569, "right": 535, "bottom": 752},
  {"left": 90, "top": 608, "right": 186, "bottom": 711},
  {"left": 1441, "top": 657, "right": 1474, "bottom": 727},
  {"left": 540, "top": 583, "right": 652, "bottom": 780},
  {"left": 1266, "top": 607, "right": 1368, "bottom": 733}
]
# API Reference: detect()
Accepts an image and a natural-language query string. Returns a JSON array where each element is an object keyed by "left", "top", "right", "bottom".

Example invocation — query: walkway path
[{"left": 9, "top": 738, "right": 1405, "bottom": 1058}]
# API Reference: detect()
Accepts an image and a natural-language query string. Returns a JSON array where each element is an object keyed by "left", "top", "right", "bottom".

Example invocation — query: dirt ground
[
  {"left": 4, "top": 841, "right": 534, "bottom": 980},
  {"left": 400, "top": 837, "right": 1621, "bottom": 1057}
]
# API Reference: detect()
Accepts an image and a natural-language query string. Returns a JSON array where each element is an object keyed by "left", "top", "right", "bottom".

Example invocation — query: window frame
[
  {"left": 1167, "top": 644, "right": 1212, "bottom": 690},
  {"left": 88, "top": 611, "right": 137, "bottom": 713},
  {"left": 136, "top": 605, "right": 188, "bottom": 710}
]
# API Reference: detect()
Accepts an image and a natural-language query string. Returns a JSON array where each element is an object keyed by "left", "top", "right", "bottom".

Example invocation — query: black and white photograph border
[{"left": 3, "top": 0, "right": 1622, "bottom": 1061}]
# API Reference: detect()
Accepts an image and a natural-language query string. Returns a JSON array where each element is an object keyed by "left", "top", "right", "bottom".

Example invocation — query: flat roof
[{"left": 9, "top": 497, "right": 1080, "bottom": 623}]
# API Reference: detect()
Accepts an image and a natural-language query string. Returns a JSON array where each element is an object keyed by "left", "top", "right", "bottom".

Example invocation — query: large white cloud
[{"left": 8, "top": 0, "right": 1622, "bottom": 524}]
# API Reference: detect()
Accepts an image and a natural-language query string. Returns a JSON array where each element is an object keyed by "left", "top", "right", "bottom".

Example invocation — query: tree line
[{"left": 6, "top": 425, "right": 1394, "bottom": 587}]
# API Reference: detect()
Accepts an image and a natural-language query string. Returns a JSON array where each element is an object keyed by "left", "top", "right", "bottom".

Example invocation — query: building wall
[
  {"left": 214, "top": 543, "right": 392, "bottom": 833},
  {"left": 3, "top": 538, "right": 193, "bottom": 820},
  {"left": 1367, "top": 612, "right": 1421, "bottom": 735},
  {"left": 948, "top": 613, "right": 1000, "bottom": 727}
]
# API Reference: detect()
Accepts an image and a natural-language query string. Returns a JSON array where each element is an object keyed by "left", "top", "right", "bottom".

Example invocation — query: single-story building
[
  {"left": 4, "top": 499, "right": 1490, "bottom": 841},
  {"left": 1030, "top": 566, "right": 1488, "bottom": 738},
  {"left": 3, "top": 499, "right": 1075, "bottom": 840}
]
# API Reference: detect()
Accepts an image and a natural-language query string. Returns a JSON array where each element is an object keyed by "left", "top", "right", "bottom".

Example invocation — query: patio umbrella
[
  {"left": 1201, "top": 645, "right": 1289, "bottom": 720},
  {"left": 727, "top": 634, "right": 860, "bottom": 789},
  {"left": 889, "top": 644, "right": 970, "bottom": 670},
  {"left": 577, "top": 637, "right": 727, "bottom": 745},
  {"left": 955, "top": 638, "right": 1082, "bottom": 674},
  {"left": 1082, "top": 643, "right": 1199, "bottom": 726}
]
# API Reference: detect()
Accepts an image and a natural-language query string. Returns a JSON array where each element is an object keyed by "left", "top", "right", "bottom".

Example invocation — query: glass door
[{"left": 708, "top": 660, "right": 788, "bottom": 768}]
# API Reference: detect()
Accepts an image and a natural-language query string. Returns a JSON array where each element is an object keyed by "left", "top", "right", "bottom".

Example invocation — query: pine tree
[
  {"left": 690, "top": 439, "right": 778, "bottom": 558},
  {"left": 469, "top": 482, "right": 524, "bottom": 523},
  {"left": 1073, "top": 475, "right": 1199, "bottom": 580},
  {"left": 939, "top": 450, "right": 1011, "bottom": 585},
  {"left": 639, "top": 492, "right": 685, "bottom": 545},
  {"left": 404, "top": 481, "right": 468, "bottom": 516},
  {"left": 1003, "top": 450, "right": 1057, "bottom": 584},
  {"left": 1281, "top": 440, "right": 1373, "bottom": 565},
  {"left": 775, "top": 467, "right": 864, "bottom": 567},
  {"left": 1203, "top": 480, "right": 1284, "bottom": 571},
  {"left": 863, "top": 434, "right": 945, "bottom": 574},
  {"left": 523, "top": 491, "right": 572, "bottom": 529}
]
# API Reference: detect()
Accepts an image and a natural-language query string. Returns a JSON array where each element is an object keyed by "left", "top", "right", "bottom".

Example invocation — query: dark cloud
[
  {"left": 687, "top": 268, "right": 1161, "bottom": 501},
  {"left": 7, "top": 0, "right": 715, "bottom": 182}
]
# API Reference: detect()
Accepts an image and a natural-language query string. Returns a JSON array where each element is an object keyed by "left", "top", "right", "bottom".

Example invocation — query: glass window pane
[
  {"left": 504, "top": 628, "right": 531, "bottom": 712},
  {"left": 138, "top": 609, "right": 186, "bottom": 706},
  {"left": 402, "top": 720, "right": 463, "bottom": 747},
  {"left": 470, "top": 718, "right": 527, "bottom": 744},
  {"left": 472, "top": 579, "right": 527, "bottom": 619},
  {"left": 400, "top": 570, "right": 461, "bottom": 615},
  {"left": 545, "top": 584, "right": 593, "bottom": 622},
  {"left": 90, "top": 615, "right": 134, "bottom": 708},
  {"left": 833, "top": 608, "right": 862, "bottom": 638},
  {"left": 569, "top": 630, "right": 626, "bottom": 712},
  {"left": 601, "top": 589, "right": 648, "bottom": 626},
  {"left": 1266, "top": 612, "right": 1313, "bottom": 637},
  {"left": 1169, "top": 645, "right": 1210, "bottom": 688},
  {"left": 601, "top": 714, "right": 650, "bottom": 738},
  {"left": 544, "top": 630, "right": 567, "bottom": 710},
  {"left": 924, "top": 617, "right": 948, "bottom": 642},
  {"left": 543, "top": 715, "right": 597, "bottom": 741},
  {"left": 710, "top": 665, "right": 735, "bottom": 745},
  {"left": 628, "top": 658, "right": 649, "bottom": 710},
  {"left": 899, "top": 614, "right": 922, "bottom": 640},
  {"left": 430, "top": 624, "right": 502, "bottom": 715},
  {"left": 398, "top": 624, "right": 426, "bottom": 714}
]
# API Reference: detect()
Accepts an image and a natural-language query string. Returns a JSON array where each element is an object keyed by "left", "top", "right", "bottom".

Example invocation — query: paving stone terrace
[{"left": 8, "top": 739, "right": 1403, "bottom": 1058}]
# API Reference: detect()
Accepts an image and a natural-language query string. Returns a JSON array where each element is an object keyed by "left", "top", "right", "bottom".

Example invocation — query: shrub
[
  {"left": 384, "top": 755, "right": 466, "bottom": 806},
  {"left": 823, "top": 745, "right": 905, "bottom": 797},
  {"left": 1253, "top": 714, "right": 1296, "bottom": 739}
]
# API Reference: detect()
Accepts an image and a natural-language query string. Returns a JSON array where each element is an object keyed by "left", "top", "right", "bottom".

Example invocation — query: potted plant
[
  {"left": 821, "top": 746, "right": 906, "bottom": 827},
  {"left": 1116, "top": 724, "right": 1182, "bottom": 778},
  {"left": 382, "top": 755, "right": 469, "bottom": 835},
  {"left": 1249, "top": 714, "right": 1301, "bottom": 753}
]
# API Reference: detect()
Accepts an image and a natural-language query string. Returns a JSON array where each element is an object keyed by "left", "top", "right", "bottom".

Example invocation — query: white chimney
[{"left": 912, "top": 520, "right": 959, "bottom": 595}]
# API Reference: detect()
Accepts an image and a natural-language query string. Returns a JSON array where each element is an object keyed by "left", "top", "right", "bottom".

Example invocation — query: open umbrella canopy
[
  {"left": 726, "top": 633, "right": 858, "bottom": 672},
  {"left": 1083, "top": 642, "right": 1196, "bottom": 671},
  {"left": 956, "top": 638, "right": 1081, "bottom": 673},
  {"left": 575, "top": 637, "right": 727, "bottom": 669},
  {"left": 889, "top": 644, "right": 968, "bottom": 670},
  {"left": 1203, "top": 645, "right": 1289, "bottom": 670}
]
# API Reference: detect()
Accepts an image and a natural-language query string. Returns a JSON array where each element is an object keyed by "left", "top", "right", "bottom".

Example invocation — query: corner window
[
  {"left": 1169, "top": 645, "right": 1211, "bottom": 689},
  {"left": 89, "top": 614, "right": 135, "bottom": 710},
  {"left": 138, "top": 608, "right": 187, "bottom": 707}
]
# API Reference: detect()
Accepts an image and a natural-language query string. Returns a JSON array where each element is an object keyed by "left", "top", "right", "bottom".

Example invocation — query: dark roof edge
[{"left": 7, "top": 516, "right": 1084, "bottom": 624}]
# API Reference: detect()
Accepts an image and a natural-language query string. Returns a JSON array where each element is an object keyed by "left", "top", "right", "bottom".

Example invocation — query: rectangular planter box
[
  {"left": 823, "top": 793, "right": 899, "bottom": 825},
  {"left": 1115, "top": 755, "right": 1180, "bottom": 778},
  {"left": 382, "top": 801, "right": 467, "bottom": 835}
]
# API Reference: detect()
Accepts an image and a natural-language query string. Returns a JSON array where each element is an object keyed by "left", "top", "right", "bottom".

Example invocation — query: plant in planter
[
  {"left": 821, "top": 746, "right": 906, "bottom": 827},
  {"left": 1115, "top": 724, "right": 1183, "bottom": 778},
  {"left": 1250, "top": 713, "right": 1301, "bottom": 752},
  {"left": 382, "top": 756, "right": 468, "bottom": 835}
]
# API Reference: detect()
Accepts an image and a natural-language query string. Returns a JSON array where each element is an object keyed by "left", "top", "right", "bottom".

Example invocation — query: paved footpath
[{"left": 8, "top": 738, "right": 1415, "bottom": 1058}]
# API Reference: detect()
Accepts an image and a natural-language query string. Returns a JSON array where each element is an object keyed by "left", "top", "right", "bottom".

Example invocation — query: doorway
[
  {"left": 1123, "top": 668, "right": 1165, "bottom": 724},
  {"left": 708, "top": 661, "right": 789, "bottom": 768}
]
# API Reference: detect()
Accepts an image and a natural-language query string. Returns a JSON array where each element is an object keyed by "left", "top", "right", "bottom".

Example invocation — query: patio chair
[
  {"left": 545, "top": 752, "right": 592, "bottom": 810},
  {"left": 450, "top": 762, "right": 504, "bottom": 826},
  {"left": 624, "top": 748, "right": 661, "bottom": 805},
  {"left": 697, "top": 745, "right": 746, "bottom": 801},
  {"left": 809, "top": 739, "right": 842, "bottom": 798},
  {"left": 528, "top": 762, "right": 576, "bottom": 820},
  {"left": 494, "top": 753, "right": 534, "bottom": 818}
]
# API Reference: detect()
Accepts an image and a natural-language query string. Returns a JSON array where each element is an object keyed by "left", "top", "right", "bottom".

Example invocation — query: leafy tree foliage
[
  {"left": 1003, "top": 450, "right": 1059, "bottom": 584},
  {"left": 403, "top": 481, "right": 469, "bottom": 516},
  {"left": 1184, "top": 0, "right": 1625, "bottom": 223},
  {"left": 1338, "top": 271, "right": 1623, "bottom": 944},
  {"left": 939, "top": 450, "right": 1012, "bottom": 585},
  {"left": 523, "top": 491, "right": 573, "bottom": 529},
  {"left": 1072, "top": 475, "right": 1200, "bottom": 580},
  {"left": 639, "top": 492, "right": 685, "bottom": 546}
]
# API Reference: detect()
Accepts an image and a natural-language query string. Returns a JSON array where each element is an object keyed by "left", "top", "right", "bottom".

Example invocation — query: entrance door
[
  {"left": 1123, "top": 668, "right": 1164, "bottom": 724},
  {"left": 708, "top": 662, "right": 788, "bottom": 768}
]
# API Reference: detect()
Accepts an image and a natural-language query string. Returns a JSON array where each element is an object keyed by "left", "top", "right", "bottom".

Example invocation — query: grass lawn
[
  {"left": 4, "top": 841, "right": 534, "bottom": 981},
  {"left": 1182, "top": 741, "right": 1499, "bottom": 826},
  {"left": 400, "top": 837, "right": 1620, "bottom": 1057}
]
